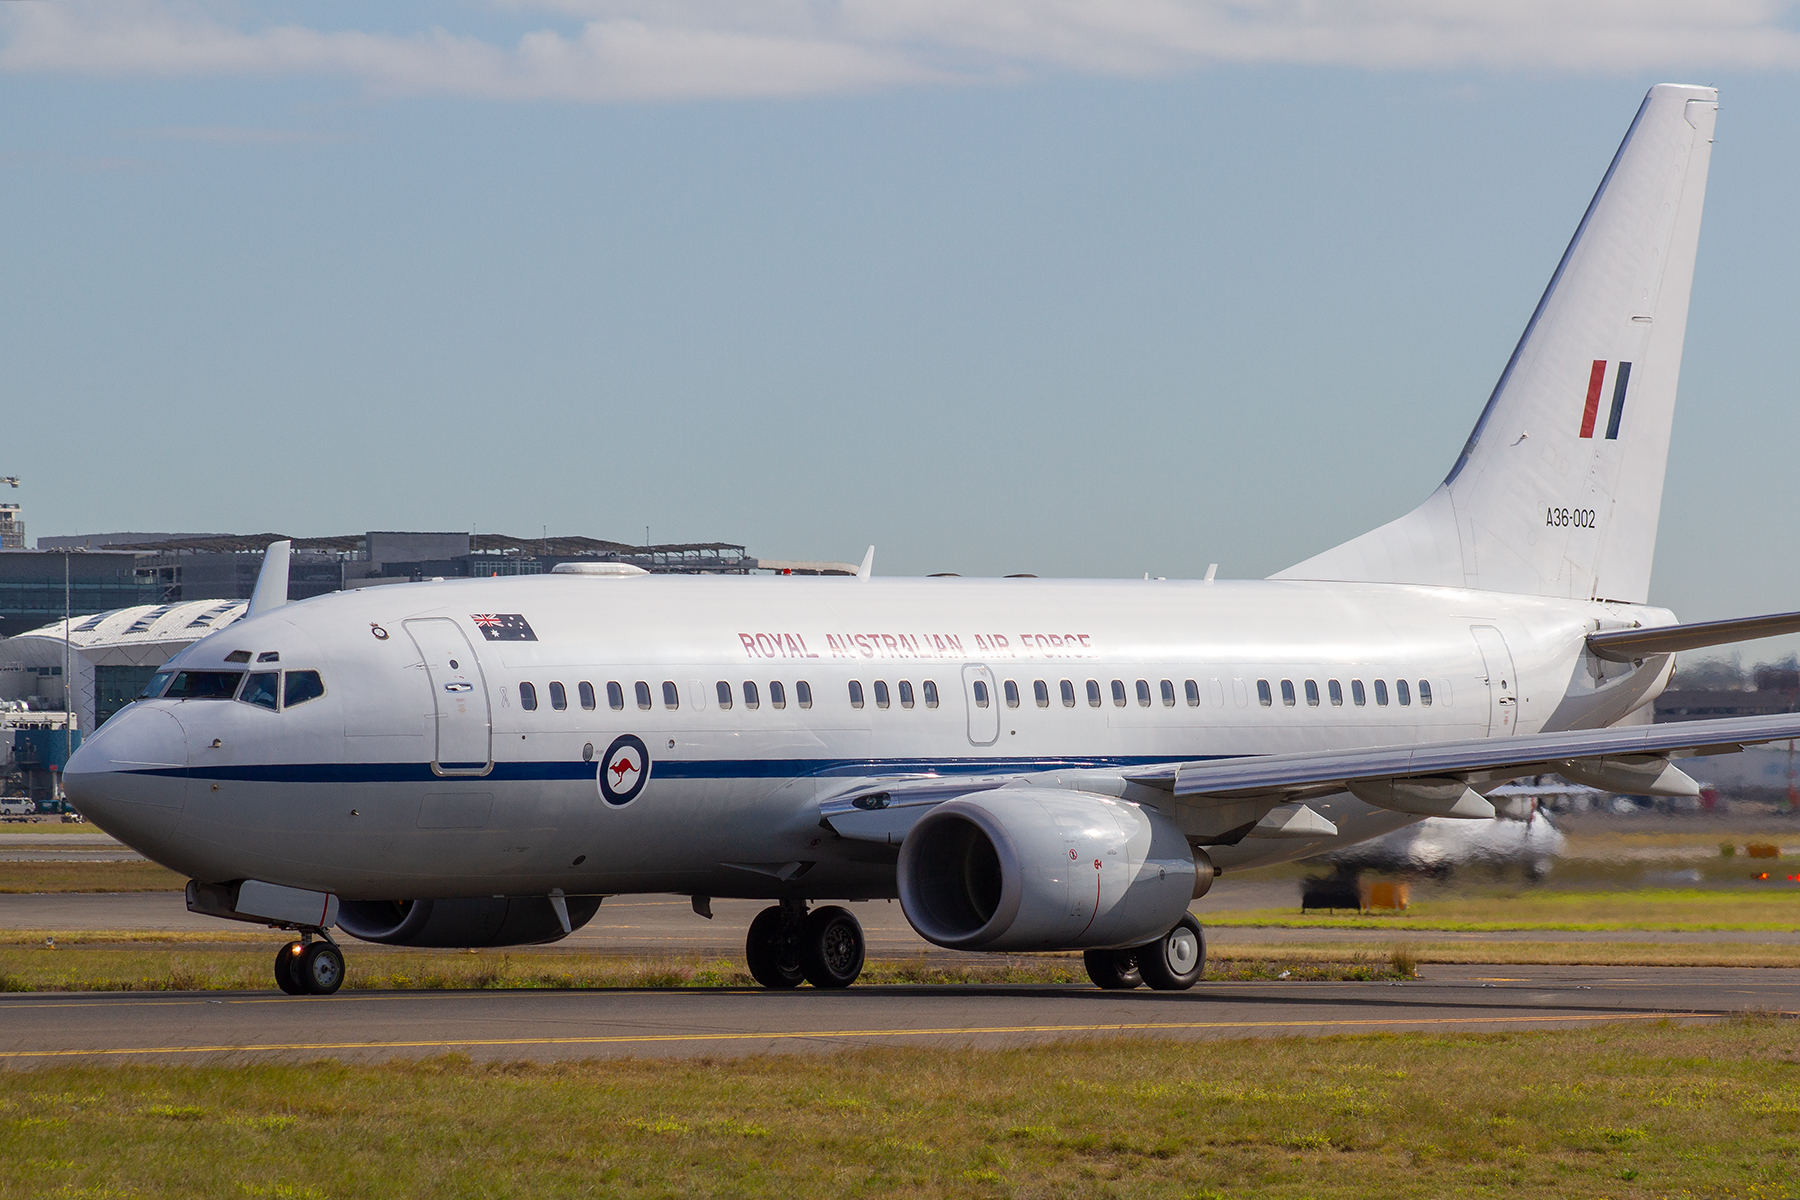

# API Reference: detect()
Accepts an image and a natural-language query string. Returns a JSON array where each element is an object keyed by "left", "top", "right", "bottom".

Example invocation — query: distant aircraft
[{"left": 65, "top": 85, "right": 1800, "bottom": 997}]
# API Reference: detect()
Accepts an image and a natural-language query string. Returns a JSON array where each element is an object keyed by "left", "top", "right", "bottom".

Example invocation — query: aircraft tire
[
  {"left": 1082, "top": 948, "right": 1143, "bottom": 990},
  {"left": 1136, "top": 914, "right": 1205, "bottom": 992},
  {"left": 297, "top": 942, "right": 346, "bottom": 996},
  {"left": 745, "top": 905, "right": 805, "bottom": 990},
  {"left": 274, "top": 942, "right": 306, "bottom": 995},
  {"left": 797, "top": 906, "right": 865, "bottom": 989}
]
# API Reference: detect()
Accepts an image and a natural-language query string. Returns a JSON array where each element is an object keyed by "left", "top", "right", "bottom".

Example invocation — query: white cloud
[{"left": 3, "top": 0, "right": 1798, "bottom": 102}]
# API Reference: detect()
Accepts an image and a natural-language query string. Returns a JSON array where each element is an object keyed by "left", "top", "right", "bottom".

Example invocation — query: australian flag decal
[{"left": 471, "top": 613, "right": 537, "bottom": 641}]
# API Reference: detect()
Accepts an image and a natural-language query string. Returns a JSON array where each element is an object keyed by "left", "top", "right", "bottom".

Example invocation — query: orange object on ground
[
  {"left": 1747, "top": 843, "right": 1781, "bottom": 859},
  {"left": 1365, "top": 881, "right": 1410, "bottom": 910}
]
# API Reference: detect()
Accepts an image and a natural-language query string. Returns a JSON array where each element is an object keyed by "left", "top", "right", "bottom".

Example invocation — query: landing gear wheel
[
  {"left": 1083, "top": 948, "right": 1143, "bottom": 990},
  {"left": 745, "top": 905, "right": 805, "bottom": 990},
  {"left": 274, "top": 941, "right": 306, "bottom": 995},
  {"left": 296, "top": 942, "right": 345, "bottom": 996},
  {"left": 798, "top": 906, "right": 865, "bottom": 989},
  {"left": 1137, "top": 914, "right": 1205, "bottom": 992}
]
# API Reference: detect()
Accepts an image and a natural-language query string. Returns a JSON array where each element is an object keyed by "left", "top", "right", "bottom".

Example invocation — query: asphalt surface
[{"left": 0, "top": 964, "right": 1791, "bottom": 1066}]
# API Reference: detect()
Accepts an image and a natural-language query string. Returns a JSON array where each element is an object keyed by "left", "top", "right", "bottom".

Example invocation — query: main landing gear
[
  {"left": 1083, "top": 914, "right": 1206, "bottom": 992},
  {"left": 273, "top": 931, "right": 345, "bottom": 996},
  {"left": 745, "top": 900, "right": 866, "bottom": 989}
]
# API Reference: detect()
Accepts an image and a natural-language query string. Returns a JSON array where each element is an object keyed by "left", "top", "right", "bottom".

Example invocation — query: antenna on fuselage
[
  {"left": 247, "top": 540, "right": 292, "bottom": 617},
  {"left": 856, "top": 546, "right": 874, "bottom": 582}
]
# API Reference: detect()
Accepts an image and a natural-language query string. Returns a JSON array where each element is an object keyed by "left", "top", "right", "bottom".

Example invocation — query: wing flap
[{"left": 1588, "top": 610, "right": 1800, "bottom": 661}]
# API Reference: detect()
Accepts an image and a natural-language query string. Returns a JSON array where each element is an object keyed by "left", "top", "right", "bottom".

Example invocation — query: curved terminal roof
[{"left": 5, "top": 599, "right": 247, "bottom": 656}]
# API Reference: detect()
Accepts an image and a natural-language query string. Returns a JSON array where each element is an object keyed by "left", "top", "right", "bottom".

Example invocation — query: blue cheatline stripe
[
  {"left": 1604, "top": 360, "right": 1632, "bottom": 440},
  {"left": 125, "top": 754, "right": 1228, "bottom": 786}
]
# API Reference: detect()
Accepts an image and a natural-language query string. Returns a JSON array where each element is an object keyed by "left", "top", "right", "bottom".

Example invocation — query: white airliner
[{"left": 65, "top": 84, "right": 1800, "bottom": 997}]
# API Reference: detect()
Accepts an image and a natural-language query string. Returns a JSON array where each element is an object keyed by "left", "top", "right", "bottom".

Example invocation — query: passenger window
[
  {"left": 1034, "top": 680, "right": 1050, "bottom": 708},
  {"left": 1111, "top": 680, "right": 1126, "bottom": 707},
  {"left": 1003, "top": 680, "right": 1020, "bottom": 708},
  {"left": 922, "top": 680, "right": 939, "bottom": 708},
  {"left": 1160, "top": 679, "right": 1175, "bottom": 707},
  {"left": 1397, "top": 679, "right": 1411, "bottom": 706},
  {"left": 635, "top": 681, "right": 652, "bottom": 710},
  {"left": 607, "top": 681, "right": 624, "bottom": 711},
  {"left": 520, "top": 682, "right": 538, "bottom": 712},
  {"left": 849, "top": 681, "right": 865, "bottom": 709},
  {"left": 1061, "top": 680, "right": 1076, "bottom": 708},
  {"left": 1374, "top": 679, "right": 1389, "bottom": 706},
  {"left": 1280, "top": 680, "right": 1296, "bottom": 707},
  {"left": 743, "top": 681, "right": 760, "bottom": 710},
  {"left": 1328, "top": 679, "right": 1343, "bottom": 706},
  {"left": 716, "top": 681, "right": 733, "bottom": 710},
  {"left": 549, "top": 682, "right": 568, "bottom": 711},
  {"left": 771, "top": 681, "right": 787, "bottom": 709},
  {"left": 1185, "top": 679, "right": 1200, "bottom": 707},
  {"left": 1304, "top": 679, "right": 1320, "bottom": 707},
  {"left": 1086, "top": 680, "right": 1102, "bottom": 707},
  {"left": 1418, "top": 680, "right": 1433, "bottom": 706},
  {"left": 1351, "top": 679, "right": 1366, "bottom": 707},
  {"left": 283, "top": 670, "right": 324, "bottom": 708},
  {"left": 874, "top": 681, "right": 890, "bottom": 709},
  {"left": 972, "top": 680, "right": 990, "bottom": 708},
  {"left": 1135, "top": 679, "right": 1151, "bottom": 707},
  {"left": 899, "top": 681, "right": 915, "bottom": 708},
  {"left": 1257, "top": 679, "right": 1273, "bottom": 707},
  {"left": 796, "top": 681, "right": 813, "bottom": 709},
  {"left": 239, "top": 672, "right": 280, "bottom": 711},
  {"left": 1211, "top": 678, "right": 1227, "bottom": 707},
  {"left": 578, "top": 682, "right": 596, "bottom": 711},
  {"left": 662, "top": 681, "right": 679, "bottom": 710}
]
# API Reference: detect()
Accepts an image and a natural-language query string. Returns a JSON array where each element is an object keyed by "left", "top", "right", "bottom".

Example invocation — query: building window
[
  {"left": 1280, "top": 680, "right": 1296, "bottom": 707},
  {"left": 899, "top": 681, "right": 915, "bottom": 708},
  {"left": 520, "top": 682, "right": 538, "bottom": 711},
  {"left": 1087, "top": 680, "right": 1102, "bottom": 707},
  {"left": 1061, "top": 680, "right": 1076, "bottom": 708},
  {"left": 1304, "top": 679, "right": 1320, "bottom": 707},
  {"left": 1418, "top": 680, "right": 1433, "bottom": 706},
  {"left": 1257, "top": 679, "right": 1273, "bottom": 706},
  {"left": 578, "top": 682, "right": 596, "bottom": 711},
  {"left": 548, "top": 682, "right": 568, "bottom": 711},
  {"left": 1003, "top": 680, "right": 1020, "bottom": 708},
  {"left": 796, "top": 681, "right": 812, "bottom": 709},
  {"left": 1328, "top": 679, "right": 1343, "bottom": 706},
  {"left": 1374, "top": 679, "right": 1389, "bottom": 706},
  {"left": 849, "top": 680, "right": 865, "bottom": 709},
  {"left": 743, "top": 681, "right": 760, "bottom": 709},
  {"left": 662, "top": 681, "right": 679, "bottom": 710},
  {"left": 770, "top": 681, "right": 787, "bottom": 709},
  {"left": 1351, "top": 680, "right": 1366, "bottom": 707},
  {"left": 874, "top": 681, "right": 890, "bottom": 709},
  {"left": 1034, "top": 680, "right": 1050, "bottom": 708},
  {"left": 635, "top": 681, "right": 652, "bottom": 710},
  {"left": 923, "top": 680, "right": 939, "bottom": 708},
  {"left": 972, "top": 680, "right": 991, "bottom": 708}
]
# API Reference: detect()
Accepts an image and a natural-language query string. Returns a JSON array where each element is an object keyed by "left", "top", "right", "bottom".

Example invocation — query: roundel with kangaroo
[{"left": 598, "top": 734, "right": 651, "bottom": 806}]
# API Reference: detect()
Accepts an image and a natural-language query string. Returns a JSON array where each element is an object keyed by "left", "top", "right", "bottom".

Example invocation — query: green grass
[
  {"left": 1204, "top": 887, "right": 1800, "bottom": 931},
  {"left": 1, "top": 1018, "right": 1797, "bottom": 1197},
  {"left": 0, "top": 860, "right": 184, "bottom": 892}
]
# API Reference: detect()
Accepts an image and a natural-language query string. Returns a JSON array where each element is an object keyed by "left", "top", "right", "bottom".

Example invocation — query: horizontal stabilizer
[{"left": 1588, "top": 610, "right": 1800, "bottom": 662}]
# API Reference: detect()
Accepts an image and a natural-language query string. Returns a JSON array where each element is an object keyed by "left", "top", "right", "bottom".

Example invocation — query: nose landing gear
[
  {"left": 273, "top": 932, "right": 345, "bottom": 996},
  {"left": 745, "top": 900, "right": 865, "bottom": 989}
]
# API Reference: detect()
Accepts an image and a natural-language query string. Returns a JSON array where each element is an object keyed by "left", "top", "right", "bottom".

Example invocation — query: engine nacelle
[
  {"left": 896, "top": 788, "right": 1197, "bottom": 952},
  {"left": 337, "top": 895, "right": 601, "bottom": 947}
]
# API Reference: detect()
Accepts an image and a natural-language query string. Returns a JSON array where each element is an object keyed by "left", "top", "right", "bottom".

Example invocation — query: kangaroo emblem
[{"left": 610, "top": 756, "right": 637, "bottom": 784}]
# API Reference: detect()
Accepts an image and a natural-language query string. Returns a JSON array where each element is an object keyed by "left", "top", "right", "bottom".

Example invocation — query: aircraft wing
[{"left": 1124, "top": 712, "right": 1800, "bottom": 802}]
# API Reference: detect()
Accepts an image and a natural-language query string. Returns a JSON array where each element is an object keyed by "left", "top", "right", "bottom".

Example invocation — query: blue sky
[{"left": 4, "top": 2, "right": 1800, "bottom": 639}]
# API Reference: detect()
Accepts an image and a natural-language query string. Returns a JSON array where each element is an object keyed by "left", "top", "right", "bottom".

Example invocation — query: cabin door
[
  {"left": 405, "top": 618, "right": 494, "bottom": 774},
  {"left": 1470, "top": 625, "right": 1518, "bottom": 737}
]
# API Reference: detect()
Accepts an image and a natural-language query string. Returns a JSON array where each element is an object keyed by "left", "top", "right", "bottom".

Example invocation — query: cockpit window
[
  {"left": 141, "top": 671, "right": 174, "bottom": 699},
  {"left": 165, "top": 671, "right": 243, "bottom": 699},
  {"left": 239, "top": 672, "right": 280, "bottom": 711},
  {"left": 284, "top": 671, "right": 325, "bottom": 708}
]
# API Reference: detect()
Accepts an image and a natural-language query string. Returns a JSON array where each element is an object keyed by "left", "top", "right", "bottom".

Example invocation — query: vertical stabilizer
[{"left": 1274, "top": 85, "right": 1717, "bottom": 604}]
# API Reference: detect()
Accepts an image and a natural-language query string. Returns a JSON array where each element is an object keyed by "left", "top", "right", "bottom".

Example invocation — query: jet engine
[
  {"left": 336, "top": 895, "right": 601, "bottom": 947},
  {"left": 896, "top": 788, "right": 1199, "bottom": 952}
]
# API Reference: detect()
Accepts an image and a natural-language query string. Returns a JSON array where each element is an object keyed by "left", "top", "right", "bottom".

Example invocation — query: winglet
[
  {"left": 247, "top": 540, "right": 291, "bottom": 617},
  {"left": 856, "top": 546, "right": 874, "bottom": 582}
]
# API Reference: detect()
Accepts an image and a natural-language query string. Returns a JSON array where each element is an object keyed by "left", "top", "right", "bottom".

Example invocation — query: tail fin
[{"left": 1274, "top": 84, "right": 1717, "bottom": 605}]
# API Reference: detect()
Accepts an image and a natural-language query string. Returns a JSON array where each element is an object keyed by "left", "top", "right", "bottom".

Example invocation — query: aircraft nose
[{"left": 65, "top": 706, "right": 190, "bottom": 850}]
